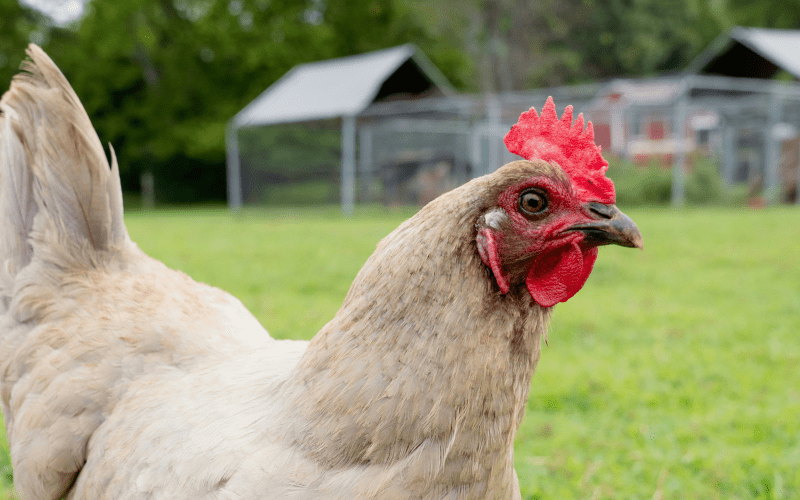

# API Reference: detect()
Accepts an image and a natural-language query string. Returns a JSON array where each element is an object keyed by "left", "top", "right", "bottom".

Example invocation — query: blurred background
[
  {"left": 2, "top": 3, "right": 799, "bottom": 499},
  {"left": 3, "top": 0, "right": 800, "bottom": 211}
]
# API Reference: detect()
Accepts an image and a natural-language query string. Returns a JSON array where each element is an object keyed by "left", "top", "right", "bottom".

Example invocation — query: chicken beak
[{"left": 570, "top": 203, "right": 643, "bottom": 249}]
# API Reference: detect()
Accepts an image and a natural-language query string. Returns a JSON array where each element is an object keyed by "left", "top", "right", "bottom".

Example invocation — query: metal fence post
[
  {"left": 610, "top": 104, "right": 624, "bottom": 154},
  {"left": 358, "top": 125, "right": 373, "bottom": 204},
  {"left": 722, "top": 118, "right": 736, "bottom": 185},
  {"left": 671, "top": 80, "right": 689, "bottom": 207},
  {"left": 341, "top": 114, "right": 357, "bottom": 215},
  {"left": 486, "top": 94, "right": 501, "bottom": 175},
  {"left": 765, "top": 89, "right": 782, "bottom": 204},
  {"left": 469, "top": 125, "right": 481, "bottom": 178},
  {"left": 796, "top": 136, "right": 800, "bottom": 205},
  {"left": 225, "top": 121, "right": 242, "bottom": 211}
]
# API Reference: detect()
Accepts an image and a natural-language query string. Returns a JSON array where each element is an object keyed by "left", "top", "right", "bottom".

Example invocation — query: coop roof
[
  {"left": 593, "top": 78, "right": 683, "bottom": 107},
  {"left": 689, "top": 27, "right": 800, "bottom": 80},
  {"left": 232, "top": 44, "right": 455, "bottom": 127}
]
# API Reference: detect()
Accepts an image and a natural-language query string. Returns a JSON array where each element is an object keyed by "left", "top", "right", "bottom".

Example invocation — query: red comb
[{"left": 504, "top": 97, "right": 615, "bottom": 204}]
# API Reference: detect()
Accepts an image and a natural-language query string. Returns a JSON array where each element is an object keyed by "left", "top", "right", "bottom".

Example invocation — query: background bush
[{"left": 609, "top": 155, "right": 749, "bottom": 206}]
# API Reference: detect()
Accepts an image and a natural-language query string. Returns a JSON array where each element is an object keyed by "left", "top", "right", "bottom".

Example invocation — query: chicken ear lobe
[{"left": 476, "top": 228, "right": 510, "bottom": 294}]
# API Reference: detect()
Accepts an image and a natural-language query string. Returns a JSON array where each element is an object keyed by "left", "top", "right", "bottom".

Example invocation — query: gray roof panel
[
  {"left": 733, "top": 27, "right": 800, "bottom": 79},
  {"left": 689, "top": 27, "right": 800, "bottom": 80},
  {"left": 234, "top": 45, "right": 452, "bottom": 127}
]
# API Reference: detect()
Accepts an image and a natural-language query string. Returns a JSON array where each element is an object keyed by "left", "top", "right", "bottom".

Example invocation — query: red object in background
[
  {"left": 648, "top": 120, "right": 665, "bottom": 140},
  {"left": 593, "top": 123, "right": 612, "bottom": 151}
]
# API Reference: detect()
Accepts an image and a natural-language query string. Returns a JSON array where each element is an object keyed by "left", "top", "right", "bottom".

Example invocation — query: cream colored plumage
[
  {"left": 0, "top": 45, "right": 308, "bottom": 500},
  {"left": 1, "top": 46, "right": 641, "bottom": 500}
]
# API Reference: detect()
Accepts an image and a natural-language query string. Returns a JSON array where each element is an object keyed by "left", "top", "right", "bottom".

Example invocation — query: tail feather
[
  {"left": 0, "top": 47, "right": 136, "bottom": 497},
  {"left": 0, "top": 105, "right": 35, "bottom": 276},
  {"left": 0, "top": 44, "right": 128, "bottom": 281}
]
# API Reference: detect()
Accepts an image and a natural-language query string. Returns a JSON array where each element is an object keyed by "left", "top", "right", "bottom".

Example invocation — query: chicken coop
[
  {"left": 228, "top": 28, "right": 800, "bottom": 211},
  {"left": 226, "top": 44, "right": 455, "bottom": 213}
]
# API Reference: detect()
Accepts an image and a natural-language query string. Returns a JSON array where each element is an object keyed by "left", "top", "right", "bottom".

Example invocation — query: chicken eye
[{"left": 518, "top": 189, "right": 548, "bottom": 216}]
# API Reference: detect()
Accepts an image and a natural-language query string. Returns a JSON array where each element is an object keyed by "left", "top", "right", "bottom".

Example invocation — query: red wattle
[
  {"left": 477, "top": 228, "right": 510, "bottom": 294},
  {"left": 525, "top": 243, "right": 597, "bottom": 307}
]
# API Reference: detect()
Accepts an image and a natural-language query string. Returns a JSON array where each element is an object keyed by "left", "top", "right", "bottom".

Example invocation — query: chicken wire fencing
[
  {"left": 229, "top": 75, "right": 800, "bottom": 211},
  {"left": 235, "top": 120, "right": 344, "bottom": 206}
]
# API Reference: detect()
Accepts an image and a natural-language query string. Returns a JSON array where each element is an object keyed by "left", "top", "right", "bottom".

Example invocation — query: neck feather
[{"left": 286, "top": 180, "right": 552, "bottom": 493}]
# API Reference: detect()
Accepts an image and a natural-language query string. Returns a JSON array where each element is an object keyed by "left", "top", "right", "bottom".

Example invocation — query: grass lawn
[{"left": 1, "top": 205, "right": 798, "bottom": 499}]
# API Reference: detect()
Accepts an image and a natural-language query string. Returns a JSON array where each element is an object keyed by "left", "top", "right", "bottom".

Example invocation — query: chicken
[{"left": 0, "top": 45, "right": 642, "bottom": 500}]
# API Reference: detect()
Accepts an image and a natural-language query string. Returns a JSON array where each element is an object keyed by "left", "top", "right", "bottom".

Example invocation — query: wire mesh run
[{"left": 231, "top": 76, "right": 800, "bottom": 210}]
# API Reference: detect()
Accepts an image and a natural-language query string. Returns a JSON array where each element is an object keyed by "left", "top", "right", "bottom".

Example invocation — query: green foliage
[
  {"left": 608, "top": 157, "right": 673, "bottom": 206},
  {"left": 15, "top": 0, "right": 455, "bottom": 202},
  {"left": 567, "top": 0, "right": 699, "bottom": 81},
  {"left": 0, "top": 0, "right": 50, "bottom": 89},
  {"left": 726, "top": 0, "right": 800, "bottom": 29},
  {"left": 608, "top": 155, "right": 748, "bottom": 206},
  {"left": 401, "top": 0, "right": 732, "bottom": 90},
  {"left": 685, "top": 155, "right": 725, "bottom": 204},
  {"left": 402, "top": 0, "right": 800, "bottom": 90},
  {"left": 260, "top": 181, "right": 338, "bottom": 205},
  {"left": 3, "top": 0, "right": 800, "bottom": 205},
  {"left": 42, "top": 0, "right": 325, "bottom": 201}
]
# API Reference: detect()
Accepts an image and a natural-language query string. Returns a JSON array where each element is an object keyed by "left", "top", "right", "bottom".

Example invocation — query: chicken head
[{"left": 476, "top": 98, "right": 642, "bottom": 307}]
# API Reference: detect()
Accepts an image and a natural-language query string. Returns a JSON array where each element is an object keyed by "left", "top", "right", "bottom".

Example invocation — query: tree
[
  {"left": 13, "top": 0, "right": 795, "bottom": 202},
  {"left": 0, "top": 0, "right": 50, "bottom": 89},
  {"left": 35, "top": 0, "right": 457, "bottom": 202},
  {"left": 726, "top": 0, "right": 800, "bottom": 30},
  {"left": 404, "top": 0, "right": 731, "bottom": 90}
]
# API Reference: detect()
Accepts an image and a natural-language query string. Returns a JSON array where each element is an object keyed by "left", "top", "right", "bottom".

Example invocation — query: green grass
[
  {"left": 516, "top": 207, "right": 800, "bottom": 499},
  {"left": 1, "top": 205, "right": 799, "bottom": 499}
]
